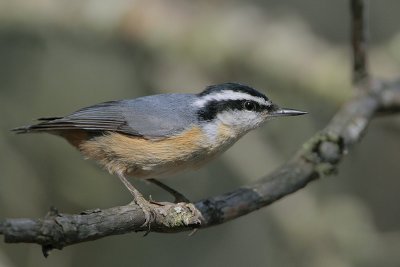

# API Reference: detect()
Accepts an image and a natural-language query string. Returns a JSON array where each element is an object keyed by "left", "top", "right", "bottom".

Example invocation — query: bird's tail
[{"left": 12, "top": 117, "right": 63, "bottom": 134}]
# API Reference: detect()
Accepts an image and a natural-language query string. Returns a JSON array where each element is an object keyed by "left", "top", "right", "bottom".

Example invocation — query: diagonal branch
[
  {"left": 1, "top": 81, "right": 400, "bottom": 256},
  {"left": 351, "top": 0, "right": 370, "bottom": 84}
]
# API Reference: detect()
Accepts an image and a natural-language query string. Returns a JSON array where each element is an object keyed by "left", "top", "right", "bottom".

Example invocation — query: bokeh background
[{"left": 1, "top": 1, "right": 400, "bottom": 266}]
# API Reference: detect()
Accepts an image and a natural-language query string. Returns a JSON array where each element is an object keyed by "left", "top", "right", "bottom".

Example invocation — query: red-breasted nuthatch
[{"left": 14, "top": 82, "right": 306, "bottom": 223}]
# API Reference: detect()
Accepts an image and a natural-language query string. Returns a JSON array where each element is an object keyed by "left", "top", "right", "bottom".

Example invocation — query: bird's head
[{"left": 194, "top": 82, "right": 306, "bottom": 136}]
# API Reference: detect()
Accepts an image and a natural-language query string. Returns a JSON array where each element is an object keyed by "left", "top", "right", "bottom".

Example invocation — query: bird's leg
[
  {"left": 148, "top": 178, "right": 190, "bottom": 203},
  {"left": 117, "top": 173, "right": 153, "bottom": 228}
]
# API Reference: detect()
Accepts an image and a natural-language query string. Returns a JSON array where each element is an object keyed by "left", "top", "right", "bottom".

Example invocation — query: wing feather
[
  {"left": 13, "top": 100, "right": 140, "bottom": 136},
  {"left": 13, "top": 94, "right": 198, "bottom": 138}
]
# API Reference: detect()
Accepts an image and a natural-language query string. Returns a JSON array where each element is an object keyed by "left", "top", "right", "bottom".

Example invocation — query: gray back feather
[
  {"left": 17, "top": 94, "right": 199, "bottom": 138},
  {"left": 119, "top": 94, "right": 198, "bottom": 137}
]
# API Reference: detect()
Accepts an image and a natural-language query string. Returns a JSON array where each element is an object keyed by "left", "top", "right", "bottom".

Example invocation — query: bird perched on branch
[{"left": 13, "top": 82, "right": 306, "bottom": 225}]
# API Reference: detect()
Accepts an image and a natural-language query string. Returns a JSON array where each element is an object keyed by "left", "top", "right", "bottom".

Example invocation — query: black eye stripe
[{"left": 197, "top": 100, "right": 268, "bottom": 121}]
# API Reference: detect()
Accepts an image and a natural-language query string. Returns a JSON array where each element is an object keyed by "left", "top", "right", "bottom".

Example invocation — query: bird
[{"left": 13, "top": 82, "right": 306, "bottom": 225}]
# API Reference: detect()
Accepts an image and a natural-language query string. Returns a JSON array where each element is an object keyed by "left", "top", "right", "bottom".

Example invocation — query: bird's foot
[
  {"left": 130, "top": 193, "right": 155, "bottom": 234},
  {"left": 117, "top": 173, "right": 154, "bottom": 230}
]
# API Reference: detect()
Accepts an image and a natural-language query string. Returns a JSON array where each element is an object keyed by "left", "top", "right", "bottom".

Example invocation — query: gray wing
[
  {"left": 120, "top": 94, "right": 199, "bottom": 137},
  {"left": 14, "top": 94, "right": 199, "bottom": 138}
]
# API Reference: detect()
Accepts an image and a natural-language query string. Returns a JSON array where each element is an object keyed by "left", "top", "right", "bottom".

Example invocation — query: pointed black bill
[{"left": 269, "top": 107, "right": 307, "bottom": 117}]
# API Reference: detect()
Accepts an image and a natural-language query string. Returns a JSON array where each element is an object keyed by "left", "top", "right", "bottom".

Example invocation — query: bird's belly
[
  {"left": 125, "top": 151, "right": 217, "bottom": 179},
  {"left": 79, "top": 126, "right": 237, "bottom": 179}
]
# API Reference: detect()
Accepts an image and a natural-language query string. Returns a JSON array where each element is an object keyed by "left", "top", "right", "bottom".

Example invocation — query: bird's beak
[{"left": 268, "top": 105, "right": 307, "bottom": 117}]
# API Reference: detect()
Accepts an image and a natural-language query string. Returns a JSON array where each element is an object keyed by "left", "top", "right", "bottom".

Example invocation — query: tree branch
[
  {"left": 378, "top": 81, "right": 400, "bottom": 113},
  {"left": 351, "top": 0, "right": 369, "bottom": 84},
  {"left": 2, "top": 81, "right": 400, "bottom": 256}
]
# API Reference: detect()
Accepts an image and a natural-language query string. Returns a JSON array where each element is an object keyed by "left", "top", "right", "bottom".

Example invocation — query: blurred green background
[{"left": 1, "top": 1, "right": 400, "bottom": 267}]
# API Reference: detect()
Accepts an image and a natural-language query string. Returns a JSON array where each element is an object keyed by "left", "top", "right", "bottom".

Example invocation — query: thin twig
[{"left": 351, "top": 0, "right": 370, "bottom": 84}]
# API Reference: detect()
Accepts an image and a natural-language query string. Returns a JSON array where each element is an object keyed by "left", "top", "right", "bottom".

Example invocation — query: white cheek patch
[
  {"left": 217, "top": 110, "right": 264, "bottom": 131},
  {"left": 193, "top": 91, "right": 270, "bottom": 108}
]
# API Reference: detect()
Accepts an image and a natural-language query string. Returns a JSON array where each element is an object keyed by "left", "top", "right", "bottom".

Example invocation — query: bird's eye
[{"left": 244, "top": 101, "right": 256, "bottom": 111}]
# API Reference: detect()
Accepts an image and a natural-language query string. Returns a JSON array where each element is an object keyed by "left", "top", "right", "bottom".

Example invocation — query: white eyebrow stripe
[{"left": 193, "top": 91, "right": 270, "bottom": 108}]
